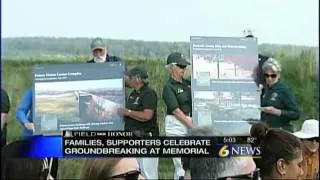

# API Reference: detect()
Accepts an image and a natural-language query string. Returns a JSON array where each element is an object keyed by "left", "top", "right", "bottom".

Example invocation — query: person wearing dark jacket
[
  {"left": 87, "top": 37, "right": 129, "bottom": 87},
  {"left": 86, "top": 37, "right": 122, "bottom": 63},
  {"left": 245, "top": 34, "right": 270, "bottom": 89},
  {"left": 1, "top": 88, "right": 10, "bottom": 147},
  {"left": 260, "top": 58, "right": 300, "bottom": 132}
]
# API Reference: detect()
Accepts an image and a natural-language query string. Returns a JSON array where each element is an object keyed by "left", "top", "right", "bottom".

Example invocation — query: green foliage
[
  {"left": 2, "top": 55, "right": 317, "bottom": 179},
  {"left": 2, "top": 37, "right": 317, "bottom": 60}
]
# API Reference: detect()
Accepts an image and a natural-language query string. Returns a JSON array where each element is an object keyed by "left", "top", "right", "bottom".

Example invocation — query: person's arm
[
  {"left": 163, "top": 86, "right": 193, "bottom": 129},
  {"left": 1, "top": 89, "right": 10, "bottom": 131},
  {"left": 122, "top": 91, "right": 156, "bottom": 122},
  {"left": 16, "top": 89, "right": 33, "bottom": 126},
  {"left": 280, "top": 89, "right": 300, "bottom": 121}
]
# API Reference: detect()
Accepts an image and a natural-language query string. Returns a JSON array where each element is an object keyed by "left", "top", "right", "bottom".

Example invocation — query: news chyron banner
[
  {"left": 190, "top": 36, "right": 260, "bottom": 136},
  {"left": 14, "top": 131, "right": 261, "bottom": 158},
  {"left": 62, "top": 131, "right": 261, "bottom": 158},
  {"left": 32, "top": 62, "right": 125, "bottom": 135}
]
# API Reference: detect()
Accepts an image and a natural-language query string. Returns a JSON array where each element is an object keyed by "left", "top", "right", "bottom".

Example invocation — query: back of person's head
[
  {"left": 188, "top": 127, "right": 256, "bottom": 179},
  {"left": 1, "top": 140, "right": 53, "bottom": 180},
  {"left": 250, "top": 122, "right": 302, "bottom": 178},
  {"left": 80, "top": 158, "right": 120, "bottom": 179},
  {"left": 190, "top": 157, "right": 256, "bottom": 179},
  {"left": 80, "top": 158, "right": 141, "bottom": 180}
]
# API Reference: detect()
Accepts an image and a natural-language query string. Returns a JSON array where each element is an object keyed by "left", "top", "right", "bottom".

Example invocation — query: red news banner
[{"left": 62, "top": 131, "right": 261, "bottom": 158}]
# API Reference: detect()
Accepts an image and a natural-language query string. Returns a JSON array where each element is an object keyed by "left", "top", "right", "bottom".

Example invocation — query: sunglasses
[
  {"left": 264, "top": 73, "right": 277, "bottom": 78},
  {"left": 175, "top": 64, "right": 187, "bottom": 69},
  {"left": 304, "top": 137, "right": 319, "bottom": 143},
  {"left": 217, "top": 168, "right": 260, "bottom": 180},
  {"left": 110, "top": 170, "right": 141, "bottom": 180}
]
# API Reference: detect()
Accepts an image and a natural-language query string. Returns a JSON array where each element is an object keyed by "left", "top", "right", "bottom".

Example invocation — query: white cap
[{"left": 293, "top": 119, "right": 319, "bottom": 139}]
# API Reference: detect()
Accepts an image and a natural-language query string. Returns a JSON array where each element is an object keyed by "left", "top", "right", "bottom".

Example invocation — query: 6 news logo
[{"left": 216, "top": 144, "right": 261, "bottom": 158}]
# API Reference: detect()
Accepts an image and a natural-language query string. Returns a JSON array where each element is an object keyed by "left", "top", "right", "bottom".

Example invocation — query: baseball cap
[
  {"left": 293, "top": 119, "right": 319, "bottom": 139},
  {"left": 90, "top": 38, "right": 106, "bottom": 51},
  {"left": 126, "top": 65, "right": 148, "bottom": 79},
  {"left": 166, "top": 52, "right": 190, "bottom": 66}
]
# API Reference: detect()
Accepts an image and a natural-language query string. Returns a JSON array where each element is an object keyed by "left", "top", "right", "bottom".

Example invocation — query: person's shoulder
[
  {"left": 275, "top": 82, "right": 292, "bottom": 92},
  {"left": 145, "top": 86, "right": 157, "bottom": 95},
  {"left": 258, "top": 54, "right": 269, "bottom": 62},
  {"left": 108, "top": 55, "right": 122, "bottom": 62},
  {"left": 86, "top": 59, "right": 94, "bottom": 63},
  {"left": 1, "top": 88, "right": 9, "bottom": 97},
  {"left": 183, "top": 78, "right": 191, "bottom": 85},
  {"left": 163, "top": 80, "right": 173, "bottom": 89}
]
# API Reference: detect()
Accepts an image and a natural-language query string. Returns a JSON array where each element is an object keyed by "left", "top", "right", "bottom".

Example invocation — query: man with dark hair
[
  {"left": 1, "top": 140, "right": 54, "bottom": 180},
  {"left": 119, "top": 65, "right": 159, "bottom": 179},
  {"left": 1, "top": 88, "right": 10, "bottom": 147},
  {"left": 187, "top": 127, "right": 258, "bottom": 179},
  {"left": 87, "top": 37, "right": 122, "bottom": 63},
  {"left": 245, "top": 34, "right": 270, "bottom": 93},
  {"left": 190, "top": 157, "right": 258, "bottom": 179}
]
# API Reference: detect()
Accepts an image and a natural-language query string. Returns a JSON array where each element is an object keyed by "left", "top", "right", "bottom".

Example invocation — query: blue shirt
[{"left": 16, "top": 88, "right": 33, "bottom": 137}]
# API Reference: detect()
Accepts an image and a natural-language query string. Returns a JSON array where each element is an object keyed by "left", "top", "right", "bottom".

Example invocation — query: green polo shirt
[
  {"left": 261, "top": 81, "right": 300, "bottom": 132},
  {"left": 162, "top": 77, "right": 192, "bottom": 116},
  {"left": 124, "top": 85, "right": 159, "bottom": 136}
]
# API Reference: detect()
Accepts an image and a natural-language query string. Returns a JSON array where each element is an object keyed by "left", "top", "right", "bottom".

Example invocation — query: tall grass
[{"left": 2, "top": 57, "right": 316, "bottom": 179}]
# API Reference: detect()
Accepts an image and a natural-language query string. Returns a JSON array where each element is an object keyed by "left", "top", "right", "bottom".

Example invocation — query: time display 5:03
[{"left": 223, "top": 137, "right": 237, "bottom": 143}]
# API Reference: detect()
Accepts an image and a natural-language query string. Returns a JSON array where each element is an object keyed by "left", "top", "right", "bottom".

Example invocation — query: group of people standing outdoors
[{"left": 1, "top": 36, "right": 319, "bottom": 180}]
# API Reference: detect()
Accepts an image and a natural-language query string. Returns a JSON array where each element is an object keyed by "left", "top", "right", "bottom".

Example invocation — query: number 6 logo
[{"left": 218, "top": 145, "right": 229, "bottom": 157}]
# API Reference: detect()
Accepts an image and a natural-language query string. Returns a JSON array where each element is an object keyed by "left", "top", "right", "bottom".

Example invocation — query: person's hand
[
  {"left": 263, "top": 106, "right": 281, "bottom": 116},
  {"left": 24, "top": 122, "right": 35, "bottom": 132},
  {"left": 186, "top": 117, "right": 195, "bottom": 129},
  {"left": 118, "top": 108, "right": 131, "bottom": 116}
]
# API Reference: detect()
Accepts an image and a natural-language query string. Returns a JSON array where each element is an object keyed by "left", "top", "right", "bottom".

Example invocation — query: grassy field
[{"left": 2, "top": 56, "right": 317, "bottom": 179}]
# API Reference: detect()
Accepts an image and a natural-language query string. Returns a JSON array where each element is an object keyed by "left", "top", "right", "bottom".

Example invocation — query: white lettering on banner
[
  {"left": 64, "top": 147, "right": 148, "bottom": 155},
  {"left": 162, "top": 139, "right": 211, "bottom": 146},
  {"left": 162, "top": 148, "right": 209, "bottom": 155},
  {"left": 105, "top": 139, "right": 162, "bottom": 146},
  {"left": 64, "top": 139, "right": 104, "bottom": 147}
]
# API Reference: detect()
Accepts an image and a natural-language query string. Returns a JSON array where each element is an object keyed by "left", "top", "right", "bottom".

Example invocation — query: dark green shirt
[
  {"left": 261, "top": 81, "right": 300, "bottom": 132},
  {"left": 162, "top": 77, "right": 192, "bottom": 116},
  {"left": 124, "top": 85, "right": 159, "bottom": 136}
]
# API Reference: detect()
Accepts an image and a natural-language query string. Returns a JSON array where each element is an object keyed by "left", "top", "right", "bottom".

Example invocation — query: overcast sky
[{"left": 2, "top": 0, "right": 319, "bottom": 46}]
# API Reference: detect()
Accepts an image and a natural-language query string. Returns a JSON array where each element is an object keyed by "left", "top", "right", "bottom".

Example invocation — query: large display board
[
  {"left": 33, "top": 62, "right": 125, "bottom": 134},
  {"left": 190, "top": 36, "right": 260, "bottom": 136}
]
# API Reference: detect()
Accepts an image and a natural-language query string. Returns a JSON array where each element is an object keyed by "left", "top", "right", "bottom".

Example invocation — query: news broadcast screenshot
[{"left": 1, "top": 1, "right": 319, "bottom": 179}]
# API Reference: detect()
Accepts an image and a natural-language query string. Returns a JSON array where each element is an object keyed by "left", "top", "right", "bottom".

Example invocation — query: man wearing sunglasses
[
  {"left": 260, "top": 58, "right": 300, "bottom": 132},
  {"left": 245, "top": 34, "right": 270, "bottom": 94},
  {"left": 190, "top": 152, "right": 259, "bottom": 180},
  {"left": 293, "top": 119, "right": 319, "bottom": 180}
]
